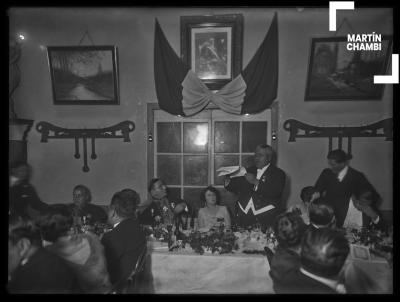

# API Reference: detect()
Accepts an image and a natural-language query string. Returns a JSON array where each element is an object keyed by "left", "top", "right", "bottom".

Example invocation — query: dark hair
[
  {"left": 110, "top": 189, "right": 140, "bottom": 219},
  {"left": 309, "top": 200, "right": 336, "bottom": 228},
  {"left": 256, "top": 144, "right": 274, "bottom": 160},
  {"left": 39, "top": 204, "right": 73, "bottom": 242},
  {"left": 73, "top": 184, "right": 92, "bottom": 203},
  {"left": 301, "top": 228, "right": 349, "bottom": 278},
  {"left": 327, "top": 149, "right": 352, "bottom": 163},
  {"left": 200, "top": 186, "right": 221, "bottom": 206},
  {"left": 273, "top": 212, "right": 307, "bottom": 249},
  {"left": 9, "top": 214, "right": 42, "bottom": 247},
  {"left": 300, "top": 186, "right": 316, "bottom": 203},
  {"left": 148, "top": 178, "right": 162, "bottom": 193}
]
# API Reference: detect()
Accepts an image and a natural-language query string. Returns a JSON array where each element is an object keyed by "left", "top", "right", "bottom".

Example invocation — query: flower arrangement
[
  {"left": 347, "top": 227, "right": 393, "bottom": 265},
  {"left": 183, "top": 228, "right": 239, "bottom": 255}
]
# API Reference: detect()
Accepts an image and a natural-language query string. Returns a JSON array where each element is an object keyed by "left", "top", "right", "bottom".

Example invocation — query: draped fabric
[
  {"left": 154, "top": 13, "right": 278, "bottom": 116},
  {"left": 182, "top": 71, "right": 246, "bottom": 116},
  {"left": 154, "top": 20, "right": 189, "bottom": 116},
  {"left": 241, "top": 12, "right": 278, "bottom": 114}
]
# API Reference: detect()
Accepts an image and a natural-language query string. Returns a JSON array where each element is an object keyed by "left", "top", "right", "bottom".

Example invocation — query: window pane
[
  {"left": 157, "top": 122, "right": 181, "bottom": 153},
  {"left": 183, "top": 155, "right": 208, "bottom": 186},
  {"left": 183, "top": 123, "right": 208, "bottom": 153},
  {"left": 157, "top": 155, "right": 181, "bottom": 185},
  {"left": 183, "top": 187, "right": 204, "bottom": 217},
  {"left": 242, "top": 122, "right": 268, "bottom": 153},
  {"left": 214, "top": 122, "right": 239, "bottom": 153},
  {"left": 241, "top": 154, "right": 255, "bottom": 169},
  {"left": 167, "top": 187, "right": 182, "bottom": 202},
  {"left": 214, "top": 155, "right": 239, "bottom": 185}
]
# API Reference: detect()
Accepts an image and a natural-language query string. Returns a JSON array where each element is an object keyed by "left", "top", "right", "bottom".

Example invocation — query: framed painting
[
  {"left": 305, "top": 36, "right": 392, "bottom": 101},
  {"left": 47, "top": 46, "right": 119, "bottom": 105},
  {"left": 181, "top": 14, "right": 243, "bottom": 90}
]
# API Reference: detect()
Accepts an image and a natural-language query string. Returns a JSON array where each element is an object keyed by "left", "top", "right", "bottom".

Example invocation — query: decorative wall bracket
[
  {"left": 283, "top": 118, "right": 392, "bottom": 154},
  {"left": 36, "top": 121, "right": 135, "bottom": 172}
]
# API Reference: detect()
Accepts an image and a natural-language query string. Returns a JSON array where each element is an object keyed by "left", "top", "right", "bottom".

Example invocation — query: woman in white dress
[{"left": 197, "top": 186, "right": 231, "bottom": 231}]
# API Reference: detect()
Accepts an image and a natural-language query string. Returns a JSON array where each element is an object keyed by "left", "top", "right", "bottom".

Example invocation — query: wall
[{"left": 9, "top": 7, "right": 393, "bottom": 210}]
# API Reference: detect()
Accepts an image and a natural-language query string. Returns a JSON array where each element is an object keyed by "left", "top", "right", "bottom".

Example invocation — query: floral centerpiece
[{"left": 346, "top": 226, "right": 393, "bottom": 266}]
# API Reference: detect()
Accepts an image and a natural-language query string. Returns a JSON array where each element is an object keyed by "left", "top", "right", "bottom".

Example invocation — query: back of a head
[
  {"left": 309, "top": 200, "right": 336, "bottom": 228},
  {"left": 301, "top": 228, "right": 349, "bottom": 279},
  {"left": 327, "top": 149, "right": 352, "bottom": 163},
  {"left": 9, "top": 214, "right": 42, "bottom": 247},
  {"left": 111, "top": 189, "right": 140, "bottom": 219},
  {"left": 39, "top": 204, "right": 73, "bottom": 242},
  {"left": 274, "top": 211, "right": 307, "bottom": 249}
]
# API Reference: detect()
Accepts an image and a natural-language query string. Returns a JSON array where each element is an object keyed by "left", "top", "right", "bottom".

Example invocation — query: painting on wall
[
  {"left": 181, "top": 14, "right": 243, "bottom": 90},
  {"left": 47, "top": 46, "right": 119, "bottom": 105},
  {"left": 305, "top": 36, "right": 392, "bottom": 101}
]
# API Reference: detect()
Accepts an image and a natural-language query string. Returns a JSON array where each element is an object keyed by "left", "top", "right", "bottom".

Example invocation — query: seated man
[
  {"left": 8, "top": 214, "right": 79, "bottom": 293},
  {"left": 270, "top": 212, "right": 307, "bottom": 292},
  {"left": 277, "top": 228, "right": 350, "bottom": 294},
  {"left": 137, "top": 178, "right": 191, "bottom": 228},
  {"left": 308, "top": 200, "right": 336, "bottom": 230},
  {"left": 69, "top": 184, "right": 108, "bottom": 225},
  {"left": 101, "top": 189, "right": 146, "bottom": 286}
]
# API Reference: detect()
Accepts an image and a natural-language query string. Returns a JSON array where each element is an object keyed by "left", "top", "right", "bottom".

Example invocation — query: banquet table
[{"left": 138, "top": 241, "right": 274, "bottom": 294}]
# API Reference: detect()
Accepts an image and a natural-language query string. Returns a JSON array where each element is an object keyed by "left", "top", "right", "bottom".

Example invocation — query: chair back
[{"left": 109, "top": 244, "right": 148, "bottom": 294}]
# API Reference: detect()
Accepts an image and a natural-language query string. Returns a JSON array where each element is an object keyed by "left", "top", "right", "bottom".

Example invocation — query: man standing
[
  {"left": 9, "top": 161, "right": 49, "bottom": 219},
  {"left": 314, "top": 149, "right": 380, "bottom": 228},
  {"left": 224, "top": 144, "right": 286, "bottom": 230}
]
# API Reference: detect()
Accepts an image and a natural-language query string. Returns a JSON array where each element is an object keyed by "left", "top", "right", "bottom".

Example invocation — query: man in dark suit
[
  {"left": 224, "top": 144, "right": 286, "bottom": 230},
  {"left": 8, "top": 214, "right": 79, "bottom": 293},
  {"left": 314, "top": 149, "right": 380, "bottom": 228},
  {"left": 276, "top": 227, "right": 350, "bottom": 294},
  {"left": 101, "top": 189, "right": 146, "bottom": 286}
]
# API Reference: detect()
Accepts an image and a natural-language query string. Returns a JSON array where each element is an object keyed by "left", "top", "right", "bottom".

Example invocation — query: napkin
[{"left": 217, "top": 166, "right": 247, "bottom": 177}]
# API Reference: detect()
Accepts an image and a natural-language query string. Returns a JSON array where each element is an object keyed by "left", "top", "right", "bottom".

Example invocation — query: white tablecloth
[{"left": 139, "top": 243, "right": 273, "bottom": 294}]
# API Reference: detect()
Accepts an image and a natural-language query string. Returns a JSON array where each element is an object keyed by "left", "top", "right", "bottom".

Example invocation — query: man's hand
[
  {"left": 244, "top": 173, "right": 259, "bottom": 186},
  {"left": 224, "top": 176, "right": 231, "bottom": 187},
  {"left": 310, "top": 191, "right": 320, "bottom": 202},
  {"left": 154, "top": 215, "right": 162, "bottom": 222},
  {"left": 174, "top": 203, "right": 186, "bottom": 214}
]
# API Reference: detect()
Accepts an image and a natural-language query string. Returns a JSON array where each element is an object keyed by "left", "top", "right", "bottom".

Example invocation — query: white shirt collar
[
  {"left": 113, "top": 221, "right": 121, "bottom": 228},
  {"left": 337, "top": 166, "right": 348, "bottom": 182},
  {"left": 256, "top": 163, "right": 270, "bottom": 179},
  {"left": 300, "top": 267, "right": 345, "bottom": 293}
]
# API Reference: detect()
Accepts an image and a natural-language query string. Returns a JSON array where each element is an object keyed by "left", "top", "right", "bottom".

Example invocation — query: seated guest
[
  {"left": 39, "top": 205, "right": 111, "bottom": 294},
  {"left": 8, "top": 214, "right": 79, "bottom": 293},
  {"left": 137, "top": 178, "right": 191, "bottom": 227},
  {"left": 308, "top": 200, "right": 336, "bottom": 229},
  {"left": 9, "top": 161, "right": 49, "bottom": 219},
  {"left": 197, "top": 186, "right": 231, "bottom": 230},
  {"left": 343, "top": 190, "right": 387, "bottom": 233},
  {"left": 287, "top": 186, "right": 318, "bottom": 225},
  {"left": 277, "top": 228, "right": 350, "bottom": 294},
  {"left": 69, "top": 184, "right": 107, "bottom": 225},
  {"left": 270, "top": 212, "right": 307, "bottom": 292},
  {"left": 101, "top": 189, "right": 146, "bottom": 286}
]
